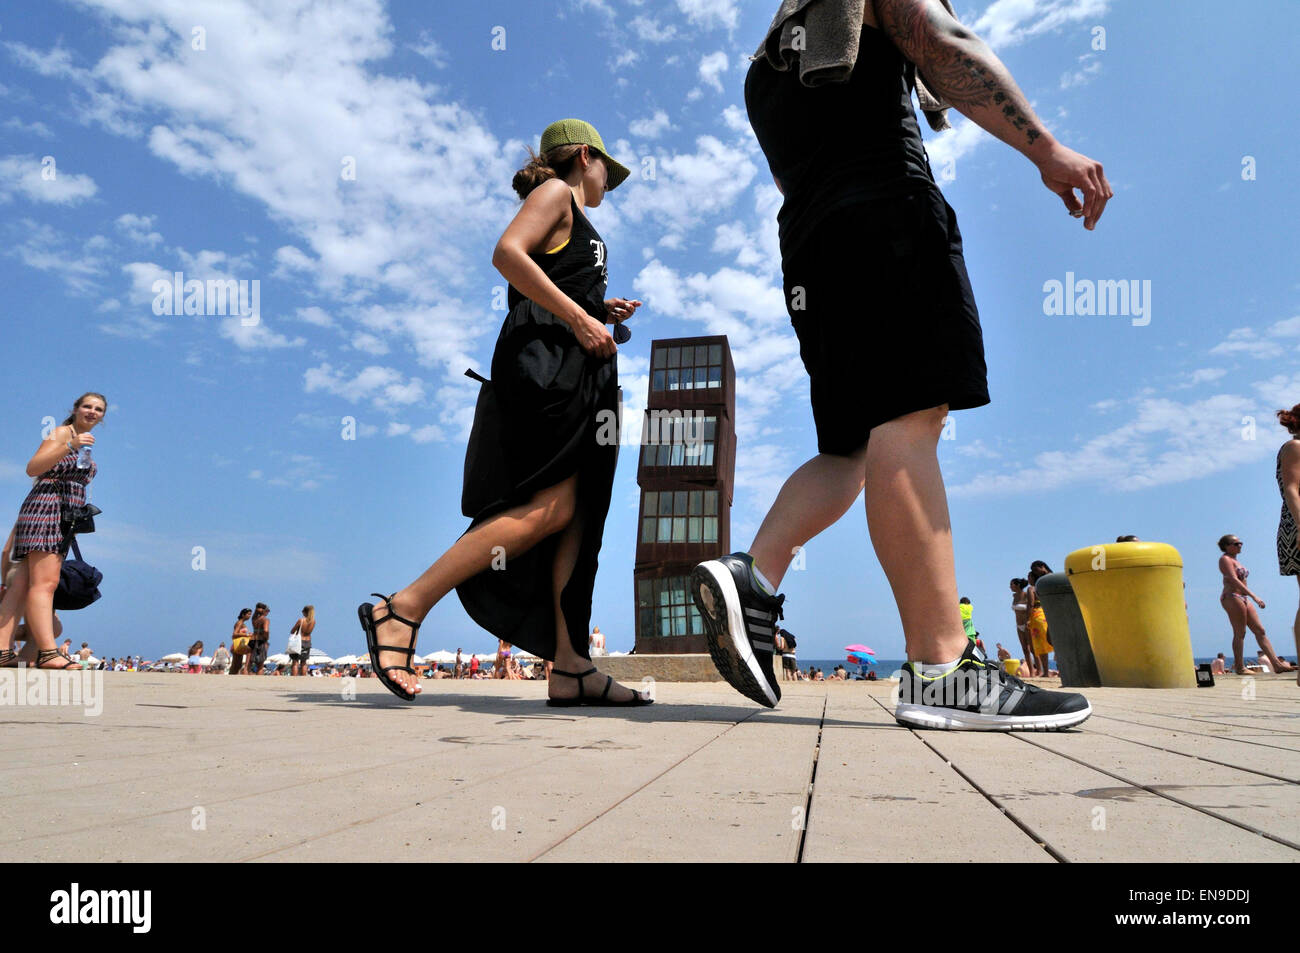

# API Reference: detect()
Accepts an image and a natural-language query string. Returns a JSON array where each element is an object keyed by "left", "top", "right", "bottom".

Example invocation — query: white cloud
[
  {"left": 699, "top": 51, "right": 729, "bottom": 93},
  {"left": 1210, "top": 327, "right": 1285, "bottom": 360},
  {"left": 3, "top": 117, "right": 53, "bottom": 138},
  {"left": 950, "top": 392, "right": 1278, "bottom": 497},
  {"left": 8, "top": 219, "right": 106, "bottom": 295},
  {"left": 1060, "top": 54, "right": 1103, "bottom": 90},
  {"left": 303, "top": 363, "right": 427, "bottom": 411},
  {"left": 629, "top": 16, "right": 677, "bottom": 43},
  {"left": 410, "top": 33, "right": 447, "bottom": 68},
  {"left": 612, "top": 135, "right": 757, "bottom": 244},
  {"left": 295, "top": 306, "right": 335, "bottom": 328},
  {"left": 675, "top": 0, "right": 740, "bottom": 31},
  {"left": 0, "top": 154, "right": 97, "bottom": 204},
  {"left": 973, "top": 0, "right": 1111, "bottom": 50},
  {"left": 115, "top": 213, "right": 162, "bottom": 246},
  {"left": 922, "top": 119, "right": 990, "bottom": 184},
  {"left": 629, "top": 109, "right": 672, "bottom": 139}
]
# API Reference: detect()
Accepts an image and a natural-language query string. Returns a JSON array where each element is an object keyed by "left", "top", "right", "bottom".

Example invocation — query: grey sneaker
[
  {"left": 895, "top": 641, "right": 1091, "bottom": 731},
  {"left": 691, "top": 553, "right": 784, "bottom": 708}
]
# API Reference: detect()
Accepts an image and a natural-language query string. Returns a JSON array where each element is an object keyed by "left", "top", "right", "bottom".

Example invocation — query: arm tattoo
[{"left": 875, "top": 0, "right": 1043, "bottom": 148}]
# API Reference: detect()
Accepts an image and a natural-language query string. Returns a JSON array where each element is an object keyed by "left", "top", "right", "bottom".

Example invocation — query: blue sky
[{"left": 2, "top": 0, "right": 1298, "bottom": 664}]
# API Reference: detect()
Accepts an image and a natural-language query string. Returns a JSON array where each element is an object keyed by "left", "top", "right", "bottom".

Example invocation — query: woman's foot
[
  {"left": 547, "top": 666, "right": 649, "bottom": 704},
  {"left": 35, "top": 649, "right": 81, "bottom": 670},
  {"left": 366, "top": 592, "right": 425, "bottom": 697}
]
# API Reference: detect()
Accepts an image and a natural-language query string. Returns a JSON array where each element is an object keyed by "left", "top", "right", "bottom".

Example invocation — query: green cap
[{"left": 538, "top": 118, "right": 630, "bottom": 191}]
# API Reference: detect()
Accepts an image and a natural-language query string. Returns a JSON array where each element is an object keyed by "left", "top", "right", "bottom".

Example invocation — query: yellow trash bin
[{"left": 1064, "top": 542, "right": 1195, "bottom": 688}]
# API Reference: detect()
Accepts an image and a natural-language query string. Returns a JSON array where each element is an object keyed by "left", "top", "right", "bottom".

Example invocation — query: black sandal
[
  {"left": 546, "top": 667, "right": 654, "bottom": 707},
  {"left": 357, "top": 592, "right": 421, "bottom": 702},
  {"left": 0, "top": 649, "right": 18, "bottom": 668},
  {"left": 36, "top": 649, "right": 80, "bottom": 670}
]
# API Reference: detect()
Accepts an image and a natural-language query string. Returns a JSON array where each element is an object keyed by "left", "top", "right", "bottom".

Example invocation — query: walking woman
[
  {"left": 0, "top": 392, "right": 105, "bottom": 669},
  {"left": 229, "top": 607, "right": 252, "bottom": 676},
  {"left": 1218, "top": 534, "right": 1295, "bottom": 674},
  {"left": 1278, "top": 404, "right": 1300, "bottom": 685},
  {"left": 358, "top": 119, "right": 650, "bottom": 707}
]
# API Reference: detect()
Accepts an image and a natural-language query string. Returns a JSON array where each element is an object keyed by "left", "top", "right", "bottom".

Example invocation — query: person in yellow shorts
[{"left": 1026, "top": 562, "right": 1054, "bottom": 676}]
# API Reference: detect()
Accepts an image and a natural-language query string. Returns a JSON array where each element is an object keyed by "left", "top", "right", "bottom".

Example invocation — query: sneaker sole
[
  {"left": 894, "top": 702, "right": 1092, "bottom": 731},
  {"left": 691, "top": 562, "right": 779, "bottom": 709}
]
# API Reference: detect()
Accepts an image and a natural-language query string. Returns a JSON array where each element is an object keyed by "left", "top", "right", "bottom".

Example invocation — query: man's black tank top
[
  {"left": 506, "top": 193, "right": 609, "bottom": 321},
  {"left": 745, "top": 24, "right": 936, "bottom": 262}
]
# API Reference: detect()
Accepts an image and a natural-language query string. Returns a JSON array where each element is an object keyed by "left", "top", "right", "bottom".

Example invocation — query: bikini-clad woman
[
  {"left": 1218, "top": 534, "right": 1295, "bottom": 674},
  {"left": 1009, "top": 577, "right": 1032, "bottom": 673}
]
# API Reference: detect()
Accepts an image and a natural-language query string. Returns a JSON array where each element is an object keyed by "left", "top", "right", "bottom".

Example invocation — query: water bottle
[{"left": 76, "top": 444, "right": 92, "bottom": 470}]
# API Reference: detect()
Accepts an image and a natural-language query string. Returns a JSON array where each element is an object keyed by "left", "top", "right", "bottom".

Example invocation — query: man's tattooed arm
[{"left": 874, "top": 0, "right": 1053, "bottom": 159}]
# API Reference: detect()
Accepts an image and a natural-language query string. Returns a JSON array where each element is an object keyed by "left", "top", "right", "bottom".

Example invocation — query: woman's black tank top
[
  {"left": 506, "top": 193, "right": 609, "bottom": 321},
  {"left": 745, "top": 24, "right": 937, "bottom": 261}
]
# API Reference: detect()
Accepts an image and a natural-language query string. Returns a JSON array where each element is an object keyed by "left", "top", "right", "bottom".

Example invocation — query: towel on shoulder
[{"left": 750, "top": 0, "right": 959, "bottom": 130}]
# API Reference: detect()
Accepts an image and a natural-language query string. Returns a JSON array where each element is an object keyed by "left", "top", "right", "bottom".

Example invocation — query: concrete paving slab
[
  {"left": 920, "top": 721, "right": 1300, "bottom": 862},
  {"left": 1, "top": 673, "right": 1297, "bottom": 862},
  {"left": 802, "top": 689, "right": 1051, "bottom": 863}
]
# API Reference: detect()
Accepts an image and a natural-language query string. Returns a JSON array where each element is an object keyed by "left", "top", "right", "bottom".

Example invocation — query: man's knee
[{"left": 874, "top": 405, "right": 949, "bottom": 442}]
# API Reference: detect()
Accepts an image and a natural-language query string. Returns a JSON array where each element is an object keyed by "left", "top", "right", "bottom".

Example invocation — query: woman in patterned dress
[
  {"left": 0, "top": 392, "right": 105, "bottom": 669},
  {"left": 1276, "top": 404, "right": 1300, "bottom": 685}
]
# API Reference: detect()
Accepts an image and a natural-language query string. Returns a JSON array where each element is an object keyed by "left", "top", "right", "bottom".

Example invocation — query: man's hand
[{"left": 1035, "top": 141, "right": 1113, "bottom": 230}]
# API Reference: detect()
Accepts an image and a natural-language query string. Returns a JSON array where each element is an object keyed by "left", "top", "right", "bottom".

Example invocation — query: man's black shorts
[{"left": 781, "top": 186, "right": 990, "bottom": 456}]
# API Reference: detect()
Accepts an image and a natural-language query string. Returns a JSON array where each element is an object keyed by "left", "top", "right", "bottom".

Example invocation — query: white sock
[
  {"left": 750, "top": 560, "right": 776, "bottom": 595},
  {"left": 917, "top": 655, "right": 962, "bottom": 678}
]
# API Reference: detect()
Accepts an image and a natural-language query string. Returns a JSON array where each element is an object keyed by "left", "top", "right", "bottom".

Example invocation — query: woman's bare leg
[
  {"left": 1246, "top": 603, "right": 1295, "bottom": 671},
  {"left": 1293, "top": 578, "right": 1300, "bottom": 686},
  {"left": 548, "top": 509, "right": 643, "bottom": 702},
  {"left": 1222, "top": 596, "right": 1249, "bottom": 672},
  {"left": 863, "top": 406, "right": 968, "bottom": 665},
  {"left": 368, "top": 475, "right": 579, "bottom": 696},
  {"left": 0, "top": 559, "right": 30, "bottom": 650},
  {"left": 23, "top": 553, "right": 62, "bottom": 662},
  {"left": 748, "top": 444, "right": 870, "bottom": 589}
]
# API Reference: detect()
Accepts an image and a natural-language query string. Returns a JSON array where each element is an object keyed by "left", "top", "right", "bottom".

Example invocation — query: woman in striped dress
[{"left": 0, "top": 392, "right": 105, "bottom": 669}]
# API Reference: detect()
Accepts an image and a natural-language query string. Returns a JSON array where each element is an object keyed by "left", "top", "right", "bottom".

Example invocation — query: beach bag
[
  {"left": 461, "top": 368, "right": 512, "bottom": 518},
  {"left": 232, "top": 637, "right": 250, "bottom": 654},
  {"left": 54, "top": 536, "right": 102, "bottom": 611},
  {"left": 287, "top": 632, "right": 302, "bottom": 655}
]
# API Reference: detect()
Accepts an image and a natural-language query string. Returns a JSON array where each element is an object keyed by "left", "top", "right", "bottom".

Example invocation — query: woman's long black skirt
[{"left": 455, "top": 299, "right": 619, "bottom": 661}]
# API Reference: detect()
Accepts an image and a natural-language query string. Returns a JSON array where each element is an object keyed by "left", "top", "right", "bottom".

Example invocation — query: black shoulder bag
[{"left": 54, "top": 480, "right": 103, "bottom": 611}]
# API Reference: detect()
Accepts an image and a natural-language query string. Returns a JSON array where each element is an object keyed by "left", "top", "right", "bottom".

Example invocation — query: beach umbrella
[
  {"left": 266, "top": 653, "right": 290, "bottom": 665},
  {"left": 160, "top": 652, "right": 186, "bottom": 663},
  {"left": 332, "top": 654, "right": 358, "bottom": 666},
  {"left": 844, "top": 644, "right": 875, "bottom": 655},
  {"left": 198, "top": 656, "right": 213, "bottom": 667},
  {"left": 847, "top": 652, "right": 875, "bottom": 666},
  {"left": 306, "top": 649, "right": 334, "bottom": 665}
]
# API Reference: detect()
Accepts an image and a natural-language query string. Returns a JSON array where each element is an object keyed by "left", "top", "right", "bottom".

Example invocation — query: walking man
[{"left": 693, "top": 0, "right": 1109, "bottom": 729}]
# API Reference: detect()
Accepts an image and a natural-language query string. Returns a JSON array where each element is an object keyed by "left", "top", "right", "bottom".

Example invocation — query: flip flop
[
  {"left": 546, "top": 667, "right": 653, "bottom": 707},
  {"left": 357, "top": 592, "right": 421, "bottom": 702}
]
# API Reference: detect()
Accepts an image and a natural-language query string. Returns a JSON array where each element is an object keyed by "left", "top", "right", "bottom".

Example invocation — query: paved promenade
[{"left": 2, "top": 672, "right": 1297, "bottom": 862}]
